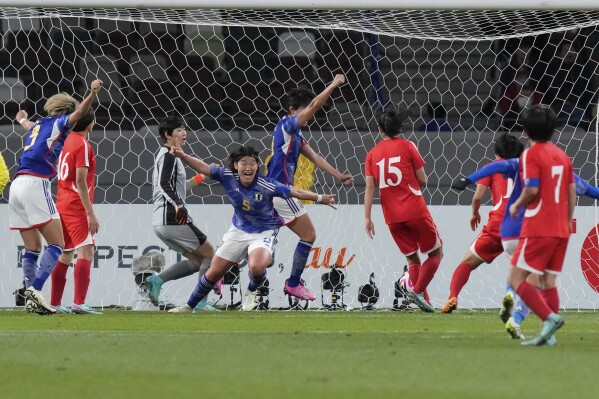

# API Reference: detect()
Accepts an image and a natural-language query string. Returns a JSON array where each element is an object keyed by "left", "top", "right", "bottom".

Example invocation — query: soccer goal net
[{"left": 0, "top": 3, "right": 598, "bottom": 310}]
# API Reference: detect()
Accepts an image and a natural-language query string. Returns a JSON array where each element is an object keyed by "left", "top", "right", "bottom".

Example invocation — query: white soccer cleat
[
  {"left": 25, "top": 287, "right": 56, "bottom": 315},
  {"left": 168, "top": 304, "right": 194, "bottom": 313},
  {"left": 242, "top": 290, "right": 259, "bottom": 311},
  {"left": 71, "top": 304, "right": 103, "bottom": 315}
]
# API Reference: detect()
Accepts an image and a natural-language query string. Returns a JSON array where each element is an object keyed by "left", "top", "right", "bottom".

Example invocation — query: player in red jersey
[
  {"left": 364, "top": 104, "right": 442, "bottom": 312},
  {"left": 50, "top": 108, "right": 102, "bottom": 314},
  {"left": 508, "top": 105, "right": 575, "bottom": 346},
  {"left": 441, "top": 133, "right": 524, "bottom": 313}
]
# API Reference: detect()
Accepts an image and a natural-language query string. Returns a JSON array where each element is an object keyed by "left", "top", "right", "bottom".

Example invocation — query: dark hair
[
  {"left": 72, "top": 108, "right": 95, "bottom": 132},
  {"left": 286, "top": 87, "right": 316, "bottom": 111},
  {"left": 227, "top": 146, "right": 260, "bottom": 172},
  {"left": 494, "top": 133, "right": 524, "bottom": 159},
  {"left": 427, "top": 102, "right": 446, "bottom": 119},
  {"left": 377, "top": 104, "right": 410, "bottom": 138},
  {"left": 158, "top": 115, "right": 186, "bottom": 142},
  {"left": 521, "top": 105, "right": 556, "bottom": 142}
]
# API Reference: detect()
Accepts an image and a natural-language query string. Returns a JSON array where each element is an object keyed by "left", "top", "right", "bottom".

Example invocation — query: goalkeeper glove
[
  {"left": 175, "top": 205, "right": 189, "bottom": 225},
  {"left": 451, "top": 177, "right": 473, "bottom": 191}
]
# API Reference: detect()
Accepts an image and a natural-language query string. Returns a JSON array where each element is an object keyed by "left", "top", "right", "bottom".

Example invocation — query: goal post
[{"left": 0, "top": 4, "right": 598, "bottom": 310}]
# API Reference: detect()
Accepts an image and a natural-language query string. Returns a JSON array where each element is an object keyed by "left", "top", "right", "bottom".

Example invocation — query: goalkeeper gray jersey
[{"left": 152, "top": 146, "right": 193, "bottom": 226}]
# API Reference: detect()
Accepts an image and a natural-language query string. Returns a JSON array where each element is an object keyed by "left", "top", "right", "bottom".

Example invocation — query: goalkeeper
[
  {"left": 451, "top": 156, "right": 599, "bottom": 339},
  {"left": 147, "top": 115, "right": 217, "bottom": 311}
]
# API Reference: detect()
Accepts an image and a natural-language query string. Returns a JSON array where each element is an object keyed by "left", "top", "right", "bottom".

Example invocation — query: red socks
[
  {"left": 516, "top": 281, "right": 552, "bottom": 321},
  {"left": 51, "top": 261, "right": 70, "bottom": 306},
  {"left": 73, "top": 259, "right": 92, "bottom": 305},
  {"left": 449, "top": 262, "right": 472, "bottom": 299},
  {"left": 542, "top": 287, "right": 560, "bottom": 314},
  {"left": 413, "top": 256, "right": 440, "bottom": 295}
]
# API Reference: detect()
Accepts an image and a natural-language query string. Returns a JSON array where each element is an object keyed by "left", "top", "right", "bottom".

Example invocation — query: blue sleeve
[
  {"left": 576, "top": 174, "right": 599, "bottom": 199},
  {"left": 209, "top": 165, "right": 225, "bottom": 183},
  {"left": 282, "top": 115, "right": 300, "bottom": 135},
  {"left": 57, "top": 114, "right": 74, "bottom": 133},
  {"left": 273, "top": 181, "right": 291, "bottom": 199},
  {"left": 467, "top": 159, "right": 518, "bottom": 182}
]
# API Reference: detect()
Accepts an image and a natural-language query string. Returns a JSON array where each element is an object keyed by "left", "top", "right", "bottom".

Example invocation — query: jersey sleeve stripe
[{"left": 83, "top": 139, "right": 89, "bottom": 167}]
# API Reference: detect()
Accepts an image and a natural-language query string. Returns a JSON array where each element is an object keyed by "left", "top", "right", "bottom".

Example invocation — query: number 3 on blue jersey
[{"left": 23, "top": 124, "right": 41, "bottom": 151}]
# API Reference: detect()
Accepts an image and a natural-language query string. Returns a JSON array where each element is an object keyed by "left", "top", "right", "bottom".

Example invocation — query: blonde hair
[{"left": 43, "top": 93, "right": 79, "bottom": 116}]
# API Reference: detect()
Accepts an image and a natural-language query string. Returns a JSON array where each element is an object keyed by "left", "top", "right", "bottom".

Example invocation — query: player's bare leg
[{"left": 442, "top": 250, "right": 483, "bottom": 314}]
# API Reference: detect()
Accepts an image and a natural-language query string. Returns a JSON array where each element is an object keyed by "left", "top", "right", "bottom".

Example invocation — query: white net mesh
[{"left": 0, "top": 7, "right": 598, "bottom": 310}]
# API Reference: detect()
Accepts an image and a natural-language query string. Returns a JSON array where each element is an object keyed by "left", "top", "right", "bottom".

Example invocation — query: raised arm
[
  {"left": 296, "top": 74, "right": 345, "bottom": 127},
  {"left": 66, "top": 79, "right": 103, "bottom": 127},
  {"left": 15, "top": 110, "right": 34, "bottom": 131},
  {"left": 300, "top": 144, "right": 353, "bottom": 185}
]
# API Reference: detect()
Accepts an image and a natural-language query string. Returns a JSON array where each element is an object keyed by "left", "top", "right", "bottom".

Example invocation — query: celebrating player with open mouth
[{"left": 168, "top": 143, "right": 336, "bottom": 313}]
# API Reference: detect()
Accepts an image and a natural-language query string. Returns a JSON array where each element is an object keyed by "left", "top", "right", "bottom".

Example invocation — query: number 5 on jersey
[{"left": 376, "top": 156, "right": 402, "bottom": 188}]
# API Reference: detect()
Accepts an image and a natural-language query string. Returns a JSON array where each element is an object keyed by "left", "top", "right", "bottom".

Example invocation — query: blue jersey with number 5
[
  {"left": 16, "top": 114, "right": 73, "bottom": 179},
  {"left": 210, "top": 166, "right": 291, "bottom": 233}
]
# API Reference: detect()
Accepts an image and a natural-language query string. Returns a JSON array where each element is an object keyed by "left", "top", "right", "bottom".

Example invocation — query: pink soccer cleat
[
  {"left": 284, "top": 280, "right": 316, "bottom": 301},
  {"left": 214, "top": 278, "right": 224, "bottom": 296}
]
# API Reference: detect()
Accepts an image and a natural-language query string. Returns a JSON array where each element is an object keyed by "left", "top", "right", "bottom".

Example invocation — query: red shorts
[
  {"left": 388, "top": 216, "right": 442, "bottom": 256},
  {"left": 469, "top": 226, "right": 503, "bottom": 263},
  {"left": 61, "top": 213, "right": 94, "bottom": 251},
  {"left": 511, "top": 237, "right": 569, "bottom": 275}
]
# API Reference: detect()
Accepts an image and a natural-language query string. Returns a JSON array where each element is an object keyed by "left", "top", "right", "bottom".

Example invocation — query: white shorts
[
  {"left": 273, "top": 196, "right": 307, "bottom": 225},
  {"left": 215, "top": 225, "right": 279, "bottom": 263},
  {"left": 9, "top": 175, "right": 60, "bottom": 230},
  {"left": 502, "top": 239, "right": 518, "bottom": 261}
]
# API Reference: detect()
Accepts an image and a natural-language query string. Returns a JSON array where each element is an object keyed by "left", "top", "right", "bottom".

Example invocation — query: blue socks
[
  {"left": 22, "top": 249, "right": 40, "bottom": 288},
  {"left": 513, "top": 298, "right": 531, "bottom": 324},
  {"left": 248, "top": 270, "right": 267, "bottom": 292},
  {"left": 288, "top": 240, "right": 313, "bottom": 287},
  {"left": 32, "top": 244, "right": 63, "bottom": 291},
  {"left": 506, "top": 281, "right": 531, "bottom": 325},
  {"left": 187, "top": 275, "right": 215, "bottom": 308}
]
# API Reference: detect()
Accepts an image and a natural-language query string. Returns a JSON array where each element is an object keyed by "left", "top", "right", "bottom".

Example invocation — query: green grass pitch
[{"left": 1, "top": 309, "right": 597, "bottom": 399}]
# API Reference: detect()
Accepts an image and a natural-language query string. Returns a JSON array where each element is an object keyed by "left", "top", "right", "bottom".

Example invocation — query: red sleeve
[
  {"left": 522, "top": 148, "right": 540, "bottom": 186},
  {"left": 410, "top": 141, "right": 425, "bottom": 170},
  {"left": 364, "top": 150, "right": 373, "bottom": 177},
  {"left": 73, "top": 139, "right": 90, "bottom": 169}
]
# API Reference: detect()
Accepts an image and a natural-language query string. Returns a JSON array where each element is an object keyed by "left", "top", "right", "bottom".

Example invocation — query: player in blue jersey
[
  {"left": 452, "top": 158, "right": 598, "bottom": 339},
  {"left": 8, "top": 79, "right": 103, "bottom": 315},
  {"left": 167, "top": 144, "right": 337, "bottom": 313},
  {"left": 266, "top": 74, "right": 354, "bottom": 301}
]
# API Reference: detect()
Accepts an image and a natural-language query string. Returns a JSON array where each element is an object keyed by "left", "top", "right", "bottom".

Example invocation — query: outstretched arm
[
  {"left": 575, "top": 174, "right": 599, "bottom": 199},
  {"left": 170, "top": 140, "right": 211, "bottom": 177},
  {"left": 296, "top": 74, "right": 345, "bottom": 127},
  {"left": 289, "top": 187, "right": 336, "bottom": 208},
  {"left": 451, "top": 159, "right": 518, "bottom": 190},
  {"left": 300, "top": 144, "right": 353, "bottom": 185},
  {"left": 66, "top": 79, "right": 103, "bottom": 126}
]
